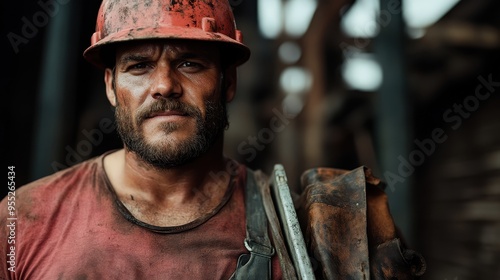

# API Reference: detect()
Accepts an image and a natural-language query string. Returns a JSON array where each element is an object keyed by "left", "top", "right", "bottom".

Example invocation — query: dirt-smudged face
[{"left": 105, "top": 40, "right": 230, "bottom": 169}]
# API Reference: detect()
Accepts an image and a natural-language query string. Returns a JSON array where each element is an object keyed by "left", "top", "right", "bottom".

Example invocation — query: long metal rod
[
  {"left": 374, "top": 0, "right": 414, "bottom": 244},
  {"left": 31, "top": 1, "right": 81, "bottom": 180},
  {"left": 270, "top": 164, "right": 316, "bottom": 280}
]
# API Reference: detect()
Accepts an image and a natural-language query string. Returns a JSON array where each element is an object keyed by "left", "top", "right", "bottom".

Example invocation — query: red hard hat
[{"left": 83, "top": 0, "right": 250, "bottom": 69}]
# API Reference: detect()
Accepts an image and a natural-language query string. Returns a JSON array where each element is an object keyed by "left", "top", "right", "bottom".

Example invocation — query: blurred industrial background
[{"left": 3, "top": 0, "right": 500, "bottom": 279}]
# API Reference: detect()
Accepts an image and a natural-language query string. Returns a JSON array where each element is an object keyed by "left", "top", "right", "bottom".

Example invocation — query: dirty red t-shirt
[{"left": 0, "top": 154, "right": 282, "bottom": 279}]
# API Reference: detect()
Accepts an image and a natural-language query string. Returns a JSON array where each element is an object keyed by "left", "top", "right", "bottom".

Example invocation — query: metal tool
[{"left": 270, "top": 164, "right": 316, "bottom": 280}]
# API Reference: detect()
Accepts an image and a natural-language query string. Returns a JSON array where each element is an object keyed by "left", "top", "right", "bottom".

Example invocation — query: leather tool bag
[{"left": 296, "top": 166, "right": 426, "bottom": 279}]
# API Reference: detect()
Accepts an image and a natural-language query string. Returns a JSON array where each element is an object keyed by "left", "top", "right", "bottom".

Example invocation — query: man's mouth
[{"left": 147, "top": 110, "right": 188, "bottom": 118}]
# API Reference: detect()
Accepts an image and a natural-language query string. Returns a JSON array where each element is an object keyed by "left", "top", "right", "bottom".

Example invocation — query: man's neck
[{"left": 103, "top": 142, "right": 233, "bottom": 226}]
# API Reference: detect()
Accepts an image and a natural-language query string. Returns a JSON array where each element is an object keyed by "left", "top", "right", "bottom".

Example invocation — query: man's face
[{"left": 108, "top": 41, "right": 229, "bottom": 168}]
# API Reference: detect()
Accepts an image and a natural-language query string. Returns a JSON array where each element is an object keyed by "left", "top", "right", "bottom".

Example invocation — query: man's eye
[
  {"left": 130, "top": 63, "right": 148, "bottom": 69},
  {"left": 180, "top": 61, "right": 203, "bottom": 69}
]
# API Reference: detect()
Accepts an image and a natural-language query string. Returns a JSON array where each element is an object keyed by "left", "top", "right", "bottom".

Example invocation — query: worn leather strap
[{"left": 230, "top": 169, "right": 274, "bottom": 280}]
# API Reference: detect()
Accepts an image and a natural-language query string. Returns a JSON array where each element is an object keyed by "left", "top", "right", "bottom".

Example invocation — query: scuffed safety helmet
[{"left": 83, "top": 0, "right": 250, "bottom": 68}]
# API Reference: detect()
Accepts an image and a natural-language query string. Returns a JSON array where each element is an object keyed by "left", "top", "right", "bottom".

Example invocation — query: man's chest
[{"left": 14, "top": 195, "right": 247, "bottom": 280}]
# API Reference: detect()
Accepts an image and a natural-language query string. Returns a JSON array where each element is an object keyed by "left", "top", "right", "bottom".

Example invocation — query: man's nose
[{"left": 150, "top": 65, "right": 182, "bottom": 99}]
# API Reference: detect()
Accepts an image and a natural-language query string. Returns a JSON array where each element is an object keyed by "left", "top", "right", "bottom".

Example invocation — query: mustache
[{"left": 135, "top": 99, "right": 201, "bottom": 125}]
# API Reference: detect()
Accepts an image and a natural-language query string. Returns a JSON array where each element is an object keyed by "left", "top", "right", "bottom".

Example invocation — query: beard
[{"left": 115, "top": 97, "right": 228, "bottom": 169}]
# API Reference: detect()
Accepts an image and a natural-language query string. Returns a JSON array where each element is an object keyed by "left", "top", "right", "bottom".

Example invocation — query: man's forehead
[{"left": 115, "top": 40, "right": 219, "bottom": 59}]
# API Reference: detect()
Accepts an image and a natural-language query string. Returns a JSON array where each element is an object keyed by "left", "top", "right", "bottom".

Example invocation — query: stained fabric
[{"left": 0, "top": 153, "right": 282, "bottom": 280}]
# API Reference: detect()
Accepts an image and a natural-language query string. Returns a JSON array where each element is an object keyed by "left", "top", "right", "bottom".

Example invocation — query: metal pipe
[
  {"left": 374, "top": 0, "right": 414, "bottom": 244},
  {"left": 31, "top": 0, "right": 81, "bottom": 180}
]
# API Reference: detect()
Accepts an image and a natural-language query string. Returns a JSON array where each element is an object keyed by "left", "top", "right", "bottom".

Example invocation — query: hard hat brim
[{"left": 83, "top": 26, "right": 251, "bottom": 69}]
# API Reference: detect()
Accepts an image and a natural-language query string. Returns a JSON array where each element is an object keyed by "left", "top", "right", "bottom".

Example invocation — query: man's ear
[
  {"left": 104, "top": 68, "right": 117, "bottom": 107},
  {"left": 223, "top": 66, "right": 237, "bottom": 103}
]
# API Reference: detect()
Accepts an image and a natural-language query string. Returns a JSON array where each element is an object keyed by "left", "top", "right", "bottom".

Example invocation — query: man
[
  {"left": 2, "top": 0, "right": 428, "bottom": 279},
  {"left": 1, "top": 0, "right": 282, "bottom": 279}
]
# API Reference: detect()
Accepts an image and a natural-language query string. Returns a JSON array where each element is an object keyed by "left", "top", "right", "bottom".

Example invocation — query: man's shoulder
[
  {"left": 0, "top": 154, "right": 108, "bottom": 216},
  {"left": 21, "top": 154, "right": 105, "bottom": 195}
]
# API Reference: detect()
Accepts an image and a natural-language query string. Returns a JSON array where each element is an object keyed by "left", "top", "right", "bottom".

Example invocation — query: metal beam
[
  {"left": 374, "top": 0, "right": 414, "bottom": 244},
  {"left": 31, "top": 0, "right": 82, "bottom": 180}
]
